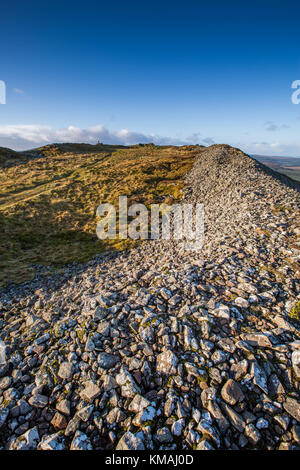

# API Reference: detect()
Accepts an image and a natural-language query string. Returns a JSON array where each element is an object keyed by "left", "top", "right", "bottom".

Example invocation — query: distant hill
[
  {"left": 252, "top": 154, "right": 300, "bottom": 182},
  {"left": 0, "top": 143, "right": 127, "bottom": 168},
  {"left": 0, "top": 146, "right": 28, "bottom": 167}
]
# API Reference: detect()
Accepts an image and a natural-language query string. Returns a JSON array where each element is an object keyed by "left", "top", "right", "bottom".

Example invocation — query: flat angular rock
[
  {"left": 38, "top": 432, "right": 65, "bottom": 450},
  {"left": 106, "top": 407, "right": 126, "bottom": 424},
  {"left": 245, "top": 423, "right": 261, "bottom": 445},
  {"left": 128, "top": 394, "right": 151, "bottom": 413},
  {"left": 243, "top": 333, "right": 273, "bottom": 348},
  {"left": 116, "top": 367, "right": 141, "bottom": 398},
  {"left": 57, "top": 362, "right": 74, "bottom": 380},
  {"left": 97, "top": 353, "right": 118, "bottom": 370},
  {"left": 64, "top": 416, "right": 80, "bottom": 437},
  {"left": 251, "top": 361, "right": 268, "bottom": 394},
  {"left": 283, "top": 398, "right": 300, "bottom": 422},
  {"left": 116, "top": 431, "right": 145, "bottom": 450},
  {"left": 0, "top": 408, "right": 9, "bottom": 428},
  {"left": 51, "top": 412, "right": 68, "bottom": 430},
  {"left": 9, "top": 426, "right": 40, "bottom": 450},
  {"left": 56, "top": 399, "right": 71, "bottom": 416},
  {"left": 292, "top": 425, "right": 300, "bottom": 444},
  {"left": 0, "top": 341, "right": 7, "bottom": 365},
  {"left": 77, "top": 404, "right": 94, "bottom": 422},
  {"left": 256, "top": 418, "right": 269, "bottom": 429},
  {"left": 70, "top": 431, "right": 92, "bottom": 450},
  {"left": 196, "top": 439, "right": 215, "bottom": 450},
  {"left": 221, "top": 403, "right": 246, "bottom": 433},
  {"left": 268, "top": 374, "right": 285, "bottom": 396},
  {"left": 231, "top": 359, "right": 248, "bottom": 380},
  {"left": 80, "top": 381, "right": 101, "bottom": 401},
  {"left": 234, "top": 297, "right": 249, "bottom": 308},
  {"left": 156, "top": 349, "right": 178, "bottom": 376},
  {"left": 155, "top": 427, "right": 173, "bottom": 444},
  {"left": 171, "top": 418, "right": 185, "bottom": 436},
  {"left": 292, "top": 351, "right": 300, "bottom": 379},
  {"left": 214, "top": 304, "right": 230, "bottom": 320},
  {"left": 197, "top": 420, "right": 220, "bottom": 448},
  {"left": 28, "top": 394, "right": 48, "bottom": 408},
  {"left": 132, "top": 405, "right": 156, "bottom": 427},
  {"left": 201, "top": 387, "right": 217, "bottom": 408},
  {"left": 221, "top": 379, "right": 244, "bottom": 405}
]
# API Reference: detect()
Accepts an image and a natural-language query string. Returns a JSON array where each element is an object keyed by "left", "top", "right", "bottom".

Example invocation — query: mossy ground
[
  {"left": 289, "top": 301, "right": 300, "bottom": 322},
  {"left": 0, "top": 143, "right": 199, "bottom": 287}
]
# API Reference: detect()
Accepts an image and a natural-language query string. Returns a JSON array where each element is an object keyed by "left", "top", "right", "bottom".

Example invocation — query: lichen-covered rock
[
  {"left": 116, "top": 431, "right": 145, "bottom": 450},
  {"left": 156, "top": 349, "right": 178, "bottom": 376},
  {"left": 115, "top": 367, "right": 141, "bottom": 398},
  {"left": 292, "top": 351, "right": 300, "bottom": 380},
  {"left": 70, "top": 431, "right": 92, "bottom": 450},
  {"left": 9, "top": 426, "right": 40, "bottom": 450},
  {"left": 57, "top": 362, "right": 74, "bottom": 380},
  {"left": 80, "top": 381, "right": 101, "bottom": 401},
  {"left": 38, "top": 432, "right": 65, "bottom": 450}
]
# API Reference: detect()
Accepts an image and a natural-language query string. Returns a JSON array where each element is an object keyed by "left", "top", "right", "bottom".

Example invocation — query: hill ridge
[{"left": 0, "top": 144, "right": 299, "bottom": 450}]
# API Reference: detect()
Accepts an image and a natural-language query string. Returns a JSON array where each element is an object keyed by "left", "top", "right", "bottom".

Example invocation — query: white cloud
[
  {"left": 0, "top": 124, "right": 175, "bottom": 150},
  {"left": 13, "top": 88, "right": 24, "bottom": 94},
  {"left": 264, "top": 121, "right": 290, "bottom": 132},
  {"left": 241, "top": 141, "right": 300, "bottom": 157},
  {"left": 186, "top": 132, "right": 201, "bottom": 143},
  {"left": 202, "top": 137, "right": 215, "bottom": 145},
  {"left": 1, "top": 124, "right": 299, "bottom": 157},
  {"left": 265, "top": 121, "right": 278, "bottom": 132},
  {"left": 0, "top": 124, "right": 211, "bottom": 151}
]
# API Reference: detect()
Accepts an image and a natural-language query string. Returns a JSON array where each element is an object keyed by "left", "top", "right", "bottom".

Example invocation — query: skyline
[{"left": 1, "top": 1, "right": 300, "bottom": 155}]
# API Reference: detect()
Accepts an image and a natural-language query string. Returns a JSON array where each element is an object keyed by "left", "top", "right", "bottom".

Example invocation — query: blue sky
[{"left": 0, "top": 0, "right": 300, "bottom": 155}]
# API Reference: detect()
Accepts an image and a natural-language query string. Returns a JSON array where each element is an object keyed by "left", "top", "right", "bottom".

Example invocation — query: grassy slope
[{"left": 0, "top": 143, "right": 199, "bottom": 287}]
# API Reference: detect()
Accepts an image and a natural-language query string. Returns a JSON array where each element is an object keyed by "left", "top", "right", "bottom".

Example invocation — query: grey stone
[
  {"left": 221, "top": 379, "right": 244, "bottom": 405},
  {"left": 284, "top": 398, "right": 300, "bottom": 422},
  {"left": 70, "top": 431, "right": 92, "bottom": 450},
  {"left": 57, "top": 362, "right": 74, "bottom": 380},
  {"left": 156, "top": 349, "right": 178, "bottom": 376},
  {"left": 28, "top": 394, "right": 48, "bottom": 408},
  {"left": 80, "top": 381, "right": 101, "bottom": 401},
  {"left": 97, "top": 353, "right": 118, "bottom": 370},
  {"left": 116, "top": 431, "right": 145, "bottom": 450},
  {"left": 155, "top": 427, "right": 173, "bottom": 444},
  {"left": 38, "top": 432, "right": 65, "bottom": 450},
  {"left": 116, "top": 367, "right": 141, "bottom": 398}
]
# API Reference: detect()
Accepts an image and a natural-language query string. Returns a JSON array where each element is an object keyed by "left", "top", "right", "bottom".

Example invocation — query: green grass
[
  {"left": 289, "top": 301, "right": 300, "bottom": 322},
  {"left": 0, "top": 143, "right": 199, "bottom": 287}
]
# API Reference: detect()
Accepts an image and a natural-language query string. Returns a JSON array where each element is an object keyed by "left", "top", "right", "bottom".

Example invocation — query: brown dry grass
[{"left": 0, "top": 143, "right": 200, "bottom": 287}]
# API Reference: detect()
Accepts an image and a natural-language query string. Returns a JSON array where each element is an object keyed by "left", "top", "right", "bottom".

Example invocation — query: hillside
[
  {"left": 0, "top": 144, "right": 299, "bottom": 450},
  {"left": 0, "top": 143, "right": 197, "bottom": 287},
  {"left": 0, "top": 147, "right": 28, "bottom": 167},
  {"left": 253, "top": 154, "right": 300, "bottom": 183}
]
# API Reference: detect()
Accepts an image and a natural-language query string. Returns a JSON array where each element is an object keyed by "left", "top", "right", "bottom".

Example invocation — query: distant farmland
[{"left": 252, "top": 154, "right": 300, "bottom": 182}]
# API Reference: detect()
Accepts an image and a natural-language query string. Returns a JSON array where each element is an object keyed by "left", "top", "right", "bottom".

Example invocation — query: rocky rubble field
[{"left": 0, "top": 144, "right": 300, "bottom": 450}]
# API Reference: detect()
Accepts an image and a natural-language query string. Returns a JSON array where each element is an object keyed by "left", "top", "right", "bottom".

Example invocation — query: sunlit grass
[{"left": 0, "top": 143, "right": 199, "bottom": 287}]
